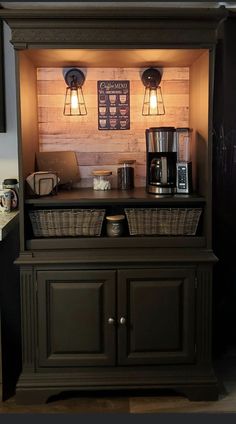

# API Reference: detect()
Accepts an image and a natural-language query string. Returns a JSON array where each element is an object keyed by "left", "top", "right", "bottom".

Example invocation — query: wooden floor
[{"left": 1, "top": 357, "right": 236, "bottom": 413}]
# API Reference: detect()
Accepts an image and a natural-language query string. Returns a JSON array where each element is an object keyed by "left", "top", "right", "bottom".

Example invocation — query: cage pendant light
[
  {"left": 63, "top": 68, "right": 87, "bottom": 116},
  {"left": 141, "top": 68, "right": 165, "bottom": 116}
]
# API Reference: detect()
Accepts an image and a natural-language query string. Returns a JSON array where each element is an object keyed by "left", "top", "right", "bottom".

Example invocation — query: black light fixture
[
  {"left": 141, "top": 68, "right": 165, "bottom": 116},
  {"left": 63, "top": 68, "right": 87, "bottom": 116}
]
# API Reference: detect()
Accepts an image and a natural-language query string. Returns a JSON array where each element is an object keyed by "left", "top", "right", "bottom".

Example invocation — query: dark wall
[{"left": 213, "top": 16, "right": 236, "bottom": 356}]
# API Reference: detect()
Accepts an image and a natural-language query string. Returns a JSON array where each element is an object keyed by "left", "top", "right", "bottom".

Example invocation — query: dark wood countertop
[{"left": 25, "top": 187, "right": 205, "bottom": 207}]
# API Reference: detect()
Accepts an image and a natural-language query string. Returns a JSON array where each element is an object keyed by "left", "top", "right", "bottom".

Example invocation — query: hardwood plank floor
[{"left": 1, "top": 357, "right": 236, "bottom": 413}]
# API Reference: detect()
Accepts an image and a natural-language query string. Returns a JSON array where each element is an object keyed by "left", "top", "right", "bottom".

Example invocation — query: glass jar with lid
[
  {"left": 117, "top": 159, "right": 136, "bottom": 190},
  {"left": 176, "top": 128, "right": 192, "bottom": 162},
  {"left": 106, "top": 214, "right": 125, "bottom": 237},
  {"left": 92, "top": 170, "right": 112, "bottom": 190}
]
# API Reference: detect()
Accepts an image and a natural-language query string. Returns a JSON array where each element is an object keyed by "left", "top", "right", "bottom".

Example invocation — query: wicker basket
[
  {"left": 29, "top": 208, "right": 105, "bottom": 237},
  {"left": 125, "top": 208, "right": 202, "bottom": 236}
]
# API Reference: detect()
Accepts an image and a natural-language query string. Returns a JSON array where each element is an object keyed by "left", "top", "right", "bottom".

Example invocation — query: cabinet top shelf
[{"left": 25, "top": 188, "right": 205, "bottom": 207}]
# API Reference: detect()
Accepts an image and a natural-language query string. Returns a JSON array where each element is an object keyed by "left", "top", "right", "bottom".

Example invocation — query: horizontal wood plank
[{"left": 37, "top": 67, "right": 189, "bottom": 81}]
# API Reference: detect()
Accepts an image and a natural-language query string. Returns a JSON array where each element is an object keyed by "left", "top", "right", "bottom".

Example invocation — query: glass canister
[
  {"left": 117, "top": 159, "right": 136, "bottom": 190},
  {"left": 92, "top": 170, "right": 112, "bottom": 190},
  {"left": 106, "top": 214, "right": 126, "bottom": 237},
  {"left": 176, "top": 128, "right": 192, "bottom": 162}
]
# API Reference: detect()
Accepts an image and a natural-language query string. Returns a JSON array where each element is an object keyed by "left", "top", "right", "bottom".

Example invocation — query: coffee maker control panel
[{"left": 176, "top": 162, "right": 192, "bottom": 193}]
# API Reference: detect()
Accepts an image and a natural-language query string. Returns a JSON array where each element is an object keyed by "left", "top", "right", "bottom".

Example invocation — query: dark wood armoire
[{"left": 0, "top": 5, "right": 227, "bottom": 403}]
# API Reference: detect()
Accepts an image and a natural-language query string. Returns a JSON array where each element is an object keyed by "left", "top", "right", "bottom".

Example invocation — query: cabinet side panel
[
  {"left": 190, "top": 50, "right": 209, "bottom": 196},
  {"left": 18, "top": 51, "right": 39, "bottom": 180},
  {"left": 189, "top": 50, "right": 211, "bottom": 247},
  {"left": 20, "top": 267, "right": 36, "bottom": 371},
  {"left": 17, "top": 51, "right": 39, "bottom": 251},
  {"left": 196, "top": 265, "right": 212, "bottom": 364}
]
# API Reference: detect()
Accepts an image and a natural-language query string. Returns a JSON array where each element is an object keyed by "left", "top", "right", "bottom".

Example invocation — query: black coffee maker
[{"left": 146, "top": 127, "right": 177, "bottom": 194}]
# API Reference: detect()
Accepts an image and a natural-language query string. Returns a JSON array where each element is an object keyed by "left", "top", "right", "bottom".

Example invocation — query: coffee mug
[{"left": 0, "top": 190, "right": 12, "bottom": 212}]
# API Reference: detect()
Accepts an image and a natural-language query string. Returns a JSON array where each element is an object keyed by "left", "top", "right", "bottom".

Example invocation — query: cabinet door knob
[
  {"left": 119, "top": 317, "right": 126, "bottom": 325},
  {"left": 108, "top": 317, "right": 115, "bottom": 325}
]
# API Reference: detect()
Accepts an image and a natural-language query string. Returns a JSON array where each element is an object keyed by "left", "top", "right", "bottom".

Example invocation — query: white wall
[{"left": 0, "top": 23, "right": 18, "bottom": 184}]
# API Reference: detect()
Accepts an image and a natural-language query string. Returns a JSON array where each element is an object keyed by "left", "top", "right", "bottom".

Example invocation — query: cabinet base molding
[{"left": 15, "top": 367, "right": 219, "bottom": 404}]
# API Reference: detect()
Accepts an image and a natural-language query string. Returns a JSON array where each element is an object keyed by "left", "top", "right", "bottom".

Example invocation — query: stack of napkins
[{"left": 26, "top": 171, "right": 59, "bottom": 196}]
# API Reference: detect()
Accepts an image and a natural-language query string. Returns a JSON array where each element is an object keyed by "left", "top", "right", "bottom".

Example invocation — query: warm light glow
[
  {"left": 71, "top": 89, "right": 79, "bottom": 110},
  {"left": 63, "top": 68, "right": 87, "bottom": 116},
  {"left": 142, "top": 86, "right": 165, "bottom": 116},
  {"left": 141, "top": 67, "right": 165, "bottom": 116},
  {"left": 150, "top": 89, "right": 158, "bottom": 112}
]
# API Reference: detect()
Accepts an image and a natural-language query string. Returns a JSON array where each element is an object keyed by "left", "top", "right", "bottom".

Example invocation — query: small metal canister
[
  {"left": 117, "top": 160, "right": 136, "bottom": 190},
  {"left": 106, "top": 214, "right": 125, "bottom": 237}
]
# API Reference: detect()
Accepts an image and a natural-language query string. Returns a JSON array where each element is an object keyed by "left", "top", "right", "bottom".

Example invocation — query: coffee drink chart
[{"left": 97, "top": 80, "right": 130, "bottom": 130}]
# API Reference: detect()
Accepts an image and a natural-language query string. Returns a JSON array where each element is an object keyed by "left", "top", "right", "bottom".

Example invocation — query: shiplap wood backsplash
[{"left": 37, "top": 67, "right": 189, "bottom": 187}]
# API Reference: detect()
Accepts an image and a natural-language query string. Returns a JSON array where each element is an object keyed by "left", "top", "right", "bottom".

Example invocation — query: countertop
[{"left": 0, "top": 211, "right": 19, "bottom": 241}]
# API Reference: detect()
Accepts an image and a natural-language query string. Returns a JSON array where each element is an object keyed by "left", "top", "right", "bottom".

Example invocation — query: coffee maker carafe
[{"left": 146, "top": 127, "right": 177, "bottom": 194}]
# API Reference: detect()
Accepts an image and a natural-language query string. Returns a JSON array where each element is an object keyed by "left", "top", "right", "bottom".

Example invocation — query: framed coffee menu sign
[{"left": 97, "top": 80, "right": 130, "bottom": 130}]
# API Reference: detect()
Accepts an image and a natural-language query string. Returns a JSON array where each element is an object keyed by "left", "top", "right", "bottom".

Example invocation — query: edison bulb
[
  {"left": 150, "top": 89, "right": 158, "bottom": 112},
  {"left": 71, "top": 89, "right": 79, "bottom": 110}
]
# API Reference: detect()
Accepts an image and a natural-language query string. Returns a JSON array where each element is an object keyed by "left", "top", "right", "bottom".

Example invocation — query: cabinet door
[
  {"left": 37, "top": 270, "right": 116, "bottom": 367},
  {"left": 117, "top": 268, "right": 196, "bottom": 365}
]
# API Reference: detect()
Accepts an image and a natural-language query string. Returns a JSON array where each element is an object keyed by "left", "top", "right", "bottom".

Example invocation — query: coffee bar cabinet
[{"left": 0, "top": 6, "right": 227, "bottom": 403}]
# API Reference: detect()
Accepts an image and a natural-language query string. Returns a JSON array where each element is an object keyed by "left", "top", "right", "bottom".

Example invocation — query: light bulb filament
[
  {"left": 71, "top": 89, "right": 79, "bottom": 110},
  {"left": 150, "top": 89, "right": 158, "bottom": 111}
]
